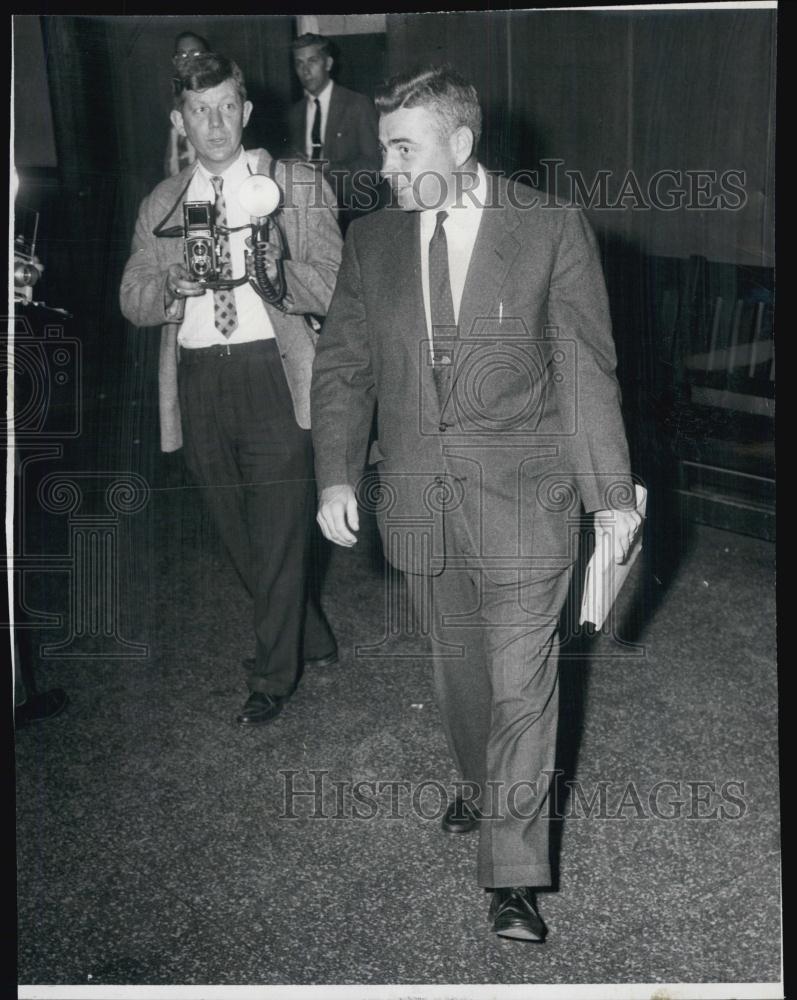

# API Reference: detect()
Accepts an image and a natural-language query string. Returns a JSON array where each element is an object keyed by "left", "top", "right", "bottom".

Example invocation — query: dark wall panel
[
  {"left": 507, "top": 8, "right": 774, "bottom": 265},
  {"left": 13, "top": 15, "right": 58, "bottom": 169}
]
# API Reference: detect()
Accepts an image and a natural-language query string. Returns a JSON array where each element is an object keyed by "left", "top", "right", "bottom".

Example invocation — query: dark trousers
[
  {"left": 408, "top": 552, "right": 572, "bottom": 889},
  {"left": 178, "top": 339, "right": 334, "bottom": 698}
]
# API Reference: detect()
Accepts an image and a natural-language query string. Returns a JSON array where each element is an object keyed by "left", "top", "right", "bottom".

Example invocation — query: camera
[
  {"left": 183, "top": 201, "right": 220, "bottom": 282},
  {"left": 155, "top": 174, "right": 286, "bottom": 305},
  {"left": 14, "top": 240, "right": 43, "bottom": 305},
  {"left": 14, "top": 209, "right": 44, "bottom": 306}
]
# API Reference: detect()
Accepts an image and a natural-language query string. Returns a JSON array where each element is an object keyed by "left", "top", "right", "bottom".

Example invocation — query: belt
[{"left": 179, "top": 339, "right": 280, "bottom": 364}]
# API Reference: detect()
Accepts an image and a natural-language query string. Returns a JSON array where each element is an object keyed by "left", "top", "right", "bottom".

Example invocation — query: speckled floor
[{"left": 14, "top": 455, "right": 780, "bottom": 989}]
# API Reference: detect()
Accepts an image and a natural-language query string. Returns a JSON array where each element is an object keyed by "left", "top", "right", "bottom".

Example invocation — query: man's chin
[
  {"left": 394, "top": 188, "right": 420, "bottom": 212},
  {"left": 197, "top": 143, "right": 240, "bottom": 170}
]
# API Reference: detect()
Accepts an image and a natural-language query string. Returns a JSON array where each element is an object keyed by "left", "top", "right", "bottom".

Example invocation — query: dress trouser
[
  {"left": 407, "top": 530, "right": 573, "bottom": 889},
  {"left": 178, "top": 339, "right": 334, "bottom": 698}
]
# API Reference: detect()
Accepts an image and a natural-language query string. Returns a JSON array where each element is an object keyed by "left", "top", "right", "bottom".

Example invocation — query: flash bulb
[{"left": 238, "top": 174, "right": 281, "bottom": 218}]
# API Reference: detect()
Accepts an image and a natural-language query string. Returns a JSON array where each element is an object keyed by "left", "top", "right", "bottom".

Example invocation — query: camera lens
[{"left": 14, "top": 262, "right": 39, "bottom": 287}]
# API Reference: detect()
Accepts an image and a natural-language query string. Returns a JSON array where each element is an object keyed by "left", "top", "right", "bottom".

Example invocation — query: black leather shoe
[
  {"left": 489, "top": 887, "right": 546, "bottom": 942},
  {"left": 441, "top": 797, "right": 481, "bottom": 834},
  {"left": 236, "top": 691, "right": 284, "bottom": 726}
]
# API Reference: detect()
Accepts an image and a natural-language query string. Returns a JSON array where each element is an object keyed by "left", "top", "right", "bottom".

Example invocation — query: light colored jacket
[{"left": 120, "top": 148, "right": 342, "bottom": 451}]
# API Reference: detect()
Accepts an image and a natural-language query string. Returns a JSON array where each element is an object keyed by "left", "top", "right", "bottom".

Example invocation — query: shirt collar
[
  {"left": 194, "top": 145, "right": 248, "bottom": 186},
  {"left": 305, "top": 79, "right": 333, "bottom": 106},
  {"left": 420, "top": 163, "right": 487, "bottom": 231}
]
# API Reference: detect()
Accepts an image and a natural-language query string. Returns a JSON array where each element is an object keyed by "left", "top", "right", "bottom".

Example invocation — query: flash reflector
[{"left": 239, "top": 174, "right": 281, "bottom": 218}]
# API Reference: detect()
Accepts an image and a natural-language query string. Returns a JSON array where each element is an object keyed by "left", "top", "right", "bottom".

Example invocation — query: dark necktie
[
  {"left": 311, "top": 98, "right": 322, "bottom": 160},
  {"left": 428, "top": 210, "right": 456, "bottom": 403},
  {"left": 210, "top": 175, "right": 238, "bottom": 338}
]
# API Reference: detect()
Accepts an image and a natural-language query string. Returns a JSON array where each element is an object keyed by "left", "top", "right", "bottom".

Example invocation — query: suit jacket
[
  {"left": 311, "top": 172, "right": 634, "bottom": 577},
  {"left": 120, "top": 148, "right": 342, "bottom": 452},
  {"left": 288, "top": 84, "right": 380, "bottom": 207}
]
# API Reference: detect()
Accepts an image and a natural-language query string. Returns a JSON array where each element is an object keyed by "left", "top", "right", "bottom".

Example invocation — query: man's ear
[
  {"left": 170, "top": 109, "right": 186, "bottom": 137},
  {"left": 242, "top": 101, "right": 253, "bottom": 129},
  {"left": 451, "top": 126, "right": 475, "bottom": 168},
  {"left": 324, "top": 56, "right": 333, "bottom": 74}
]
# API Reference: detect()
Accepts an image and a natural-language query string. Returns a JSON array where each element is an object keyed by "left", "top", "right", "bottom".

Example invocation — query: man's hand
[
  {"left": 317, "top": 484, "right": 359, "bottom": 547},
  {"left": 593, "top": 508, "right": 643, "bottom": 564},
  {"left": 165, "top": 263, "right": 205, "bottom": 307}
]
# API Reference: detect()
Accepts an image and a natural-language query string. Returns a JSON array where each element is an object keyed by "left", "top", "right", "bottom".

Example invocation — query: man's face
[
  {"left": 171, "top": 78, "right": 252, "bottom": 174},
  {"left": 173, "top": 34, "right": 207, "bottom": 65},
  {"left": 379, "top": 106, "right": 459, "bottom": 212},
  {"left": 293, "top": 44, "right": 332, "bottom": 96}
]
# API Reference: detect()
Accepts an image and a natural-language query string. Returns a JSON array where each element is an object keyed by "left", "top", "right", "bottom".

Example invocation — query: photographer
[{"left": 120, "top": 52, "right": 342, "bottom": 726}]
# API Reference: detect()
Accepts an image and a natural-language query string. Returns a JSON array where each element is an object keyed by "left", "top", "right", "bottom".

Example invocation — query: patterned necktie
[
  {"left": 311, "top": 98, "right": 323, "bottom": 160},
  {"left": 210, "top": 175, "right": 238, "bottom": 338},
  {"left": 428, "top": 210, "right": 456, "bottom": 403}
]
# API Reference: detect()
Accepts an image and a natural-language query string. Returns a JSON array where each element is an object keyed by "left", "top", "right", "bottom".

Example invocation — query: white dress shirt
[
  {"left": 178, "top": 148, "right": 276, "bottom": 348},
  {"left": 304, "top": 80, "right": 334, "bottom": 158},
  {"left": 419, "top": 164, "right": 487, "bottom": 355}
]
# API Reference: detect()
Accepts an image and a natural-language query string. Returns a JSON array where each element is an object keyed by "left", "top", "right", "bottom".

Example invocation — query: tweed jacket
[{"left": 120, "top": 148, "right": 342, "bottom": 452}]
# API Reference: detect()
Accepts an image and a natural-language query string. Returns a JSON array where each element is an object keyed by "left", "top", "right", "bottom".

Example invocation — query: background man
[
  {"left": 288, "top": 32, "right": 381, "bottom": 228},
  {"left": 164, "top": 31, "right": 211, "bottom": 177},
  {"left": 121, "top": 52, "right": 342, "bottom": 727},
  {"left": 311, "top": 66, "right": 640, "bottom": 940}
]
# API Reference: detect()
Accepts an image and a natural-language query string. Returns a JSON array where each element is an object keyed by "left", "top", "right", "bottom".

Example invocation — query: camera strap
[{"left": 152, "top": 168, "right": 198, "bottom": 238}]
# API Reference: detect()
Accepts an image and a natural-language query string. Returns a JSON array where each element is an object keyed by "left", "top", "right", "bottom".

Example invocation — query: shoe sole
[
  {"left": 494, "top": 926, "right": 545, "bottom": 942},
  {"left": 236, "top": 708, "right": 283, "bottom": 726}
]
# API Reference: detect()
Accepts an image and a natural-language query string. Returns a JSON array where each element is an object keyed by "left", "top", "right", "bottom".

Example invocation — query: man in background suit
[
  {"left": 311, "top": 66, "right": 641, "bottom": 940},
  {"left": 164, "top": 31, "right": 210, "bottom": 177},
  {"left": 288, "top": 33, "right": 381, "bottom": 229},
  {"left": 121, "top": 53, "right": 342, "bottom": 727}
]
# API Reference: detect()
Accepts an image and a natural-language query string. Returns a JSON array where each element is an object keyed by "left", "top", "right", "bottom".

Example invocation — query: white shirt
[
  {"left": 304, "top": 79, "right": 333, "bottom": 158},
  {"left": 178, "top": 148, "right": 276, "bottom": 348},
  {"left": 419, "top": 164, "right": 487, "bottom": 354}
]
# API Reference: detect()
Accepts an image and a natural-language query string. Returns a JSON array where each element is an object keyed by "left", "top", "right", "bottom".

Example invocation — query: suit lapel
[
  {"left": 441, "top": 175, "right": 522, "bottom": 417},
  {"left": 457, "top": 175, "right": 521, "bottom": 340},
  {"left": 379, "top": 210, "right": 440, "bottom": 413}
]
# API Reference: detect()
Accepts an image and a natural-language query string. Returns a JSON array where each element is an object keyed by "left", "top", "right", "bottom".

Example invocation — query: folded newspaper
[{"left": 579, "top": 484, "right": 648, "bottom": 629}]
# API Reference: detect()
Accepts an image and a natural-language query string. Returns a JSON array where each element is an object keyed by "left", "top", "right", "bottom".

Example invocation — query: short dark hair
[
  {"left": 173, "top": 52, "right": 247, "bottom": 109},
  {"left": 173, "top": 31, "right": 210, "bottom": 55},
  {"left": 291, "top": 33, "right": 332, "bottom": 59},
  {"left": 375, "top": 65, "right": 482, "bottom": 148}
]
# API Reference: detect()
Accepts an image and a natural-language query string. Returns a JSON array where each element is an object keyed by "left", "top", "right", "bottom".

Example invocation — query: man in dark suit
[
  {"left": 288, "top": 33, "right": 381, "bottom": 228},
  {"left": 121, "top": 52, "right": 342, "bottom": 726},
  {"left": 311, "top": 66, "right": 641, "bottom": 940}
]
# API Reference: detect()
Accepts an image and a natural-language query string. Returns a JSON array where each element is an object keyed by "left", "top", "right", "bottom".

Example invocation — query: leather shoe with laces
[
  {"left": 236, "top": 691, "right": 284, "bottom": 726},
  {"left": 489, "top": 887, "right": 546, "bottom": 942},
  {"left": 441, "top": 797, "right": 481, "bottom": 833}
]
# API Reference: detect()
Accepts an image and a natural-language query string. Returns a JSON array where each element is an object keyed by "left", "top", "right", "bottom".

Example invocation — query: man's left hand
[{"left": 593, "top": 508, "right": 643, "bottom": 564}]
